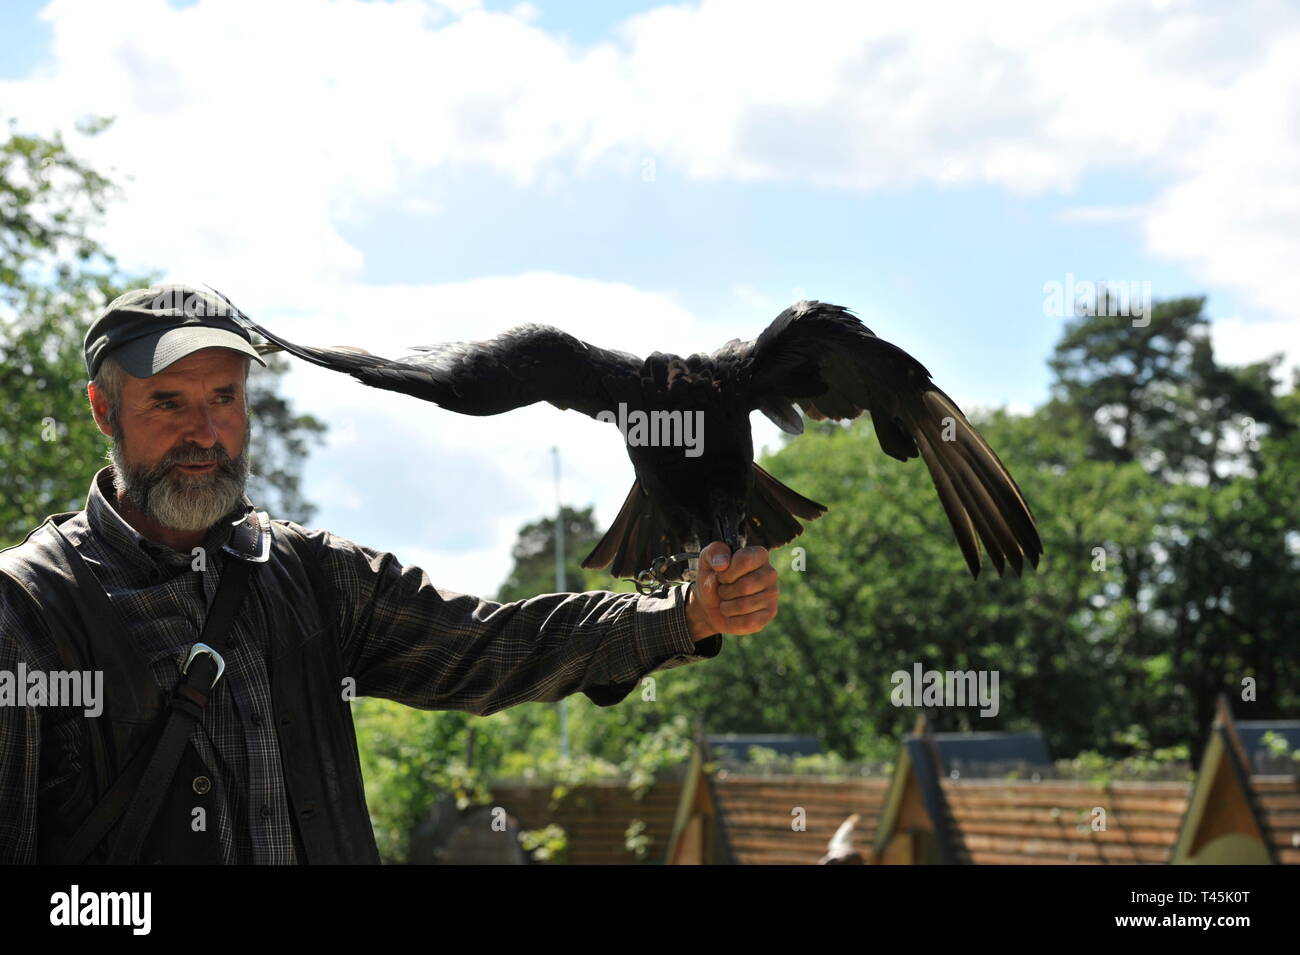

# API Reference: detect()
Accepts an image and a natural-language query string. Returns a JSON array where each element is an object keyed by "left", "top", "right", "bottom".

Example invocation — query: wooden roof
[
  {"left": 1172, "top": 696, "right": 1300, "bottom": 865},
  {"left": 484, "top": 701, "right": 1298, "bottom": 865},
  {"left": 940, "top": 778, "right": 1191, "bottom": 864},
  {"left": 710, "top": 774, "right": 890, "bottom": 864},
  {"left": 1253, "top": 776, "right": 1300, "bottom": 865}
]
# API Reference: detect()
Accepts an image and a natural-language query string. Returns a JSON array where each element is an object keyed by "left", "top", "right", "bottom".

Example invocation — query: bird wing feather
[
  {"left": 739, "top": 300, "right": 1042, "bottom": 577},
  {"left": 207, "top": 287, "right": 643, "bottom": 421}
]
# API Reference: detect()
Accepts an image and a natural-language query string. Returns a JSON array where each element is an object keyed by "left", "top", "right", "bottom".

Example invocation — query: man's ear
[{"left": 87, "top": 383, "right": 114, "bottom": 438}]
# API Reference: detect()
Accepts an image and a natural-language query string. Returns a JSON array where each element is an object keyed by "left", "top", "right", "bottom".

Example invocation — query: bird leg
[
  {"left": 683, "top": 534, "right": 701, "bottom": 584},
  {"left": 631, "top": 541, "right": 701, "bottom": 595}
]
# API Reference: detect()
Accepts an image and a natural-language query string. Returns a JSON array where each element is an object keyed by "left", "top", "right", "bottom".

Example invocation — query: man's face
[{"left": 93, "top": 348, "right": 253, "bottom": 534}]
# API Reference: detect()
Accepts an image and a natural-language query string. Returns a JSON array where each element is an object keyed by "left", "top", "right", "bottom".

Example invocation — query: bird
[
  {"left": 817, "top": 812, "right": 865, "bottom": 865},
  {"left": 210, "top": 288, "right": 1042, "bottom": 585}
]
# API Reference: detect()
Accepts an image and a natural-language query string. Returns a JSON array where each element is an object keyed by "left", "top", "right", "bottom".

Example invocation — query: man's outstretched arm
[{"left": 288, "top": 525, "right": 777, "bottom": 715}]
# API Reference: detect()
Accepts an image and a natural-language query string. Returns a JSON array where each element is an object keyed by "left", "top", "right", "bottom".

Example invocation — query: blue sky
[{"left": 1, "top": 0, "right": 1295, "bottom": 595}]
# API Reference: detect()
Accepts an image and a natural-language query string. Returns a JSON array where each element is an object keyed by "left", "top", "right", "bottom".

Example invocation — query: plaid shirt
[{"left": 0, "top": 466, "right": 722, "bottom": 864}]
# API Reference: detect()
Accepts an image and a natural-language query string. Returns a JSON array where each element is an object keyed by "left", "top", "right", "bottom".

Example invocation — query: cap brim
[{"left": 112, "top": 327, "right": 269, "bottom": 378}]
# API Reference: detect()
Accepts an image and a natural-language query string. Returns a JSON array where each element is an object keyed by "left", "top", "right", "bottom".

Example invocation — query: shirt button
[
  {"left": 192, "top": 775, "right": 211, "bottom": 795},
  {"left": 260, "top": 804, "right": 271, "bottom": 819},
  {"left": 251, "top": 712, "right": 262, "bottom": 726}
]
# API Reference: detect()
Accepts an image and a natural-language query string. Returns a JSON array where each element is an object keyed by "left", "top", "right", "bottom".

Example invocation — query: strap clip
[{"left": 182, "top": 642, "right": 226, "bottom": 686}]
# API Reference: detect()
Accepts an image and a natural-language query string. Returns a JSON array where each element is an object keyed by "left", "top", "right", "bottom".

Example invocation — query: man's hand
[{"left": 684, "top": 542, "right": 779, "bottom": 641}]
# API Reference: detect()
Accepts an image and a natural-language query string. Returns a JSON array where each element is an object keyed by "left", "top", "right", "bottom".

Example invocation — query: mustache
[{"left": 160, "top": 442, "right": 237, "bottom": 472}]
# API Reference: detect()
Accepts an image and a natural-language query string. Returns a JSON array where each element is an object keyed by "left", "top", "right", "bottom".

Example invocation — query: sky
[{"left": 1, "top": 0, "right": 1297, "bottom": 596}]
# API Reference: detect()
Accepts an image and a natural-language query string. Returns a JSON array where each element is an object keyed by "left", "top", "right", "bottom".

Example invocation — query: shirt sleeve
[
  {"left": 0, "top": 576, "right": 73, "bottom": 865},
  {"left": 284, "top": 524, "right": 723, "bottom": 717}
]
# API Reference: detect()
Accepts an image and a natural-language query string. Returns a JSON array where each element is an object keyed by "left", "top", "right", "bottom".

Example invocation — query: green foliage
[
  {"left": 518, "top": 824, "right": 567, "bottom": 863},
  {"left": 350, "top": 700, "right": 494, "bottom": 861},
  {"left": 1056, "top": 727, "right": 1192, "bottom": 784},
  {"left": 1259, "top": 731, "right": 1291, "bottom": 759},
  {"left": 623, "top": 819, "right": 650, "bottom": 860},
  {"left": 0, "top": 115, "right": 117, "bottom": 294},
  {"left": 495, "top": 504, "right": 604, "bottom": 601},
  {"left": 353, "top": 691, "right": 699, "bottom": 862},
  {"left": 715, "top": 745, "right": 889, "bottom": 779}
]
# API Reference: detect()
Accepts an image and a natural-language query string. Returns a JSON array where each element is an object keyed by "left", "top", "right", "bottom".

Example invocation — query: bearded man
[{"left": 0, "top": 284, "right": 779, "bottom": 864}]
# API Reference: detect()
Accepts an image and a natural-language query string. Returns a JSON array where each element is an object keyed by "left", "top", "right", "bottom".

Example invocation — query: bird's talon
[{"left": 628, "top": 551, "right": 701, "bottom": 593}]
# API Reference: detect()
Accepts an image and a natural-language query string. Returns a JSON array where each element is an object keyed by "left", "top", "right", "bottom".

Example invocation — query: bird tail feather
[
  {"left": 582, "top": 480, "right": 666, "bottom": 579},
  {"left": 583, "top": 465, "right": 828, "bottom": 580},
  {"left": 904, "top": 388, "right": 1042, "bottom": 578},
  {"left": 744, "top": 463, "right": 826, "bottom": 547}
]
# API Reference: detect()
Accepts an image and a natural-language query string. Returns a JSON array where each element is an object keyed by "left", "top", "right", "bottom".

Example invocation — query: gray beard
[{"left": 109, "top": 421, "right": 252, "bottom": 533}]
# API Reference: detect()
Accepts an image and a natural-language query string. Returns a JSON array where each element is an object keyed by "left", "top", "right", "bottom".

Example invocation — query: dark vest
[{"left": 0, "top": 512, "right": 382, "bottom": 864}]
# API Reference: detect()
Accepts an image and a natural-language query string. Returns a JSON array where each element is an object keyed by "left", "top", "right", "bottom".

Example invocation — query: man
[{"left": 0, "top": 284, "right": 780, "bottom": 864}]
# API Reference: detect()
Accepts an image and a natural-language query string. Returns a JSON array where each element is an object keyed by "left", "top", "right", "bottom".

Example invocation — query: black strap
[
  {"left": 59, "top": 719, "right": 165, "bottom": 865},
  {"left": 104, "top": 555, "right": 254, "bottom": 863}
]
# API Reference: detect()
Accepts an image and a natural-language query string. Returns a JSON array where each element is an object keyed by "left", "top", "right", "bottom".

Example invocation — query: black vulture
[{"left": 212, "top": 290, "right": 1042, "bottom": 586}]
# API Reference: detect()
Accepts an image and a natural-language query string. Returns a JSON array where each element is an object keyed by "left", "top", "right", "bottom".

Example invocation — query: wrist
[{"left": 684, "top": 583, "right": 719, "bottom": 642}]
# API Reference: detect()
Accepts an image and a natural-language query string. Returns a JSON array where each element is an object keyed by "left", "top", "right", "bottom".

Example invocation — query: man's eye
[
  {"left": 215, "top": 394, "right": 236, "bottom": 404},
  {"left": 157, "top": 401, "right": 179, "bottom": 410}
]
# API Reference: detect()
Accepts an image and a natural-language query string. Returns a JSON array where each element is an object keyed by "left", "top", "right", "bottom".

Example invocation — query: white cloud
[
  {"left": 1059, "top": 204, "right": 1152, "bottom": 223},
  {"left": 1209, "top": 314, "right": 1300, "bottom": 389},
  {"left": 3, "top": 0, "right": 1298, "bottom": 347},
  {"left": 4, "top": 0, "right": 1299, "bottom": 589}
]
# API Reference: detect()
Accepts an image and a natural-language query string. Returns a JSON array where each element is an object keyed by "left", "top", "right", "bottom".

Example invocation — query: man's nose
[{"left": 181, "top": 404, "right": 220, "bottom": 447}]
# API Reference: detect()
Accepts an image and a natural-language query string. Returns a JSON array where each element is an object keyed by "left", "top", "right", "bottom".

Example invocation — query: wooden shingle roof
[{"left": 711, "top": 774, "right": 890, "bottom": 864}]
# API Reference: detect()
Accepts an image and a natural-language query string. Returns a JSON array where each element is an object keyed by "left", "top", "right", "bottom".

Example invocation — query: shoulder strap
[{"left": 104, "top": 553, "right": 256, "bottom": 864}]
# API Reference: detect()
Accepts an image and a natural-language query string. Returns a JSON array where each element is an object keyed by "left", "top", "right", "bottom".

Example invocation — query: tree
[
  {"left": 1048, "top": 295, "right": 1290, "bottom": 481},
  {"left": 1047, "top": 296, "right": 1298, "bottom": 749},
  {"left": 0, "top": 117, "right": 324, "bottom": 542},
  {"left": 495, "top": 505, "right": 604, "bottom": 602},
  {"left": 245, "top": 352, "right": 326, "bottom": 523}
]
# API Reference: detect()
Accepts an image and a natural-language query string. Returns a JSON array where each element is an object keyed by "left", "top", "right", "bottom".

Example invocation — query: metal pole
[{"left": 553, "top": 446, "right": 569, "bottom": 760}]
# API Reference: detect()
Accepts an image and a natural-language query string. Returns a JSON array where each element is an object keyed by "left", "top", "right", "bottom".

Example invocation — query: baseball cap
[{"left": 84, "top": 283, "right": 269, "bottom": 380}]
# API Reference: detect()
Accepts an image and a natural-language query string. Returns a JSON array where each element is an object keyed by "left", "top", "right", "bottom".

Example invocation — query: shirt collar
[{"left": 85, "top": 466, "right": 262, "bottom": 569}]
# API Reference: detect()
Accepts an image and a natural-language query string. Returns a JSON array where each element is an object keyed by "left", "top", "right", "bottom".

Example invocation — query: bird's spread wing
[
  {"left": 740, "top": 300, "right": 1042, "bottom": 577},
  {"left": 207, "top": 289, "right": 644, "bottom": 420}
]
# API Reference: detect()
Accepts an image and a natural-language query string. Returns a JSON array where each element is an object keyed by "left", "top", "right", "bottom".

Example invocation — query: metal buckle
[{"left": 182, "top": 643, "right": 226, "bottom": 686}]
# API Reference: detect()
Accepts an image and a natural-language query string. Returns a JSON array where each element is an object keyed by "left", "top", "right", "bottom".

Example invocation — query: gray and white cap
[{"left": 84, "top": 284, "right": 268, "bottom": 379}]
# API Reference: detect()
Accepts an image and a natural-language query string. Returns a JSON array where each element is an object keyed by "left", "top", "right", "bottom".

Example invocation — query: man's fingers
[
  {"left": 718, "top": 606, "right": 778, "bottom": 634},
  {"left": 717, "top": 565, "right": 777, "bottom": 600},
  {"left": 717, "top": 545, "right": 770, "bottom": 585},
  {"left": 691, "top": 542, "right": 780, "bottom": 636},
  {"left": 698, "top": 540, "right": 733, "bottom": 576},
  {"left": 718, "top": 591, "right": 776, "bottom": 617}
]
